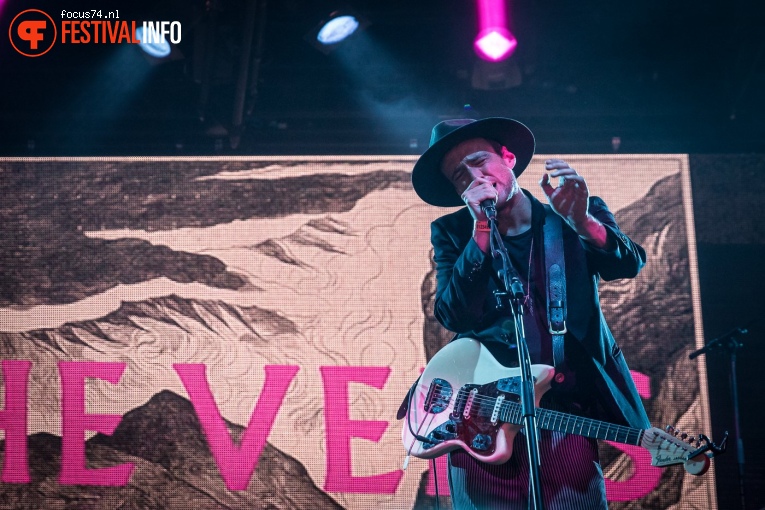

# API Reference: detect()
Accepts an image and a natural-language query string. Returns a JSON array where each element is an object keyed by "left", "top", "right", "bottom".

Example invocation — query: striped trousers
[{"left": 448, "top": 430, "right": 608, "bottom": 510}]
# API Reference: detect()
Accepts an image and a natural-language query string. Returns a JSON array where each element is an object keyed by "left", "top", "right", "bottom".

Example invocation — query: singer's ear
[{"left": 501, "top": 146, "right": 517, "bottom": 170}]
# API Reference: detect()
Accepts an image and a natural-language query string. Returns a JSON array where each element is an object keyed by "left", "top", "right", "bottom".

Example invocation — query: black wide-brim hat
[{"left": 411, "top": 117, "right": 535, "bottom": 207}]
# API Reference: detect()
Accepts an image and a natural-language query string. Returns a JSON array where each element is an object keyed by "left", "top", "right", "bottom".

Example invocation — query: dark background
[
  {"left": 1, "top": 0, "right": 763, "bottom": 156},
  {"left": 2, "top": 1, "right": 764, "bottom": 508},
  {"left": 691, "top": 155, "right": 765, "bottom": 510}
]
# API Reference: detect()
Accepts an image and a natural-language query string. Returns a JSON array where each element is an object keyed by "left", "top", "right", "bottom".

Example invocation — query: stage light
[
  {"left": 306, "top": 10, "right": 368, "bottom": 54},
  {"left": 474, "top": 0, "right": 517, "bottom": 62},
  {"left": 135, "top": 25, "right": 171, "bottom": 58},
  {"left": 474, "top": 28, "right": 517, "bottom": 62},
  {"left": 317, "top": 15, "right": 359, "bottom": 45}
]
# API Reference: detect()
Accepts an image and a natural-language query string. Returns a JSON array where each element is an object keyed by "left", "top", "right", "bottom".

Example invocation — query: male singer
[{"left": 411, "top": 118, "right": 650, "bottom": 509}]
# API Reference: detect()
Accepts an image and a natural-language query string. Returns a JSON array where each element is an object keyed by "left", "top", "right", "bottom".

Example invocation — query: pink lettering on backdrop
[
  {"left": 630, "top": 370, "right": 652, "bottom": 398},
  {"left": 174, "top": 363, "right": 300, "bottom": 491},
  {"left": 426, "top": 455, "right": 450, "bottom": 496},
  {"left": 321, "top": 366, "right": 403, "bottom": 493},
  {"left": 605, "top": 370, "right": 660, "bottom": 500},
  {"left": 422, "top": 442, "right": 661, "bottom": 501},
  {"left": 0, "top": 360, "right": 32, "bottom": 483},
  {"left": 604, "top": 442, "right": 662, "bottom": 500},
  {"left": 58, "top": 361, "right": 134, "bottom": 486}
]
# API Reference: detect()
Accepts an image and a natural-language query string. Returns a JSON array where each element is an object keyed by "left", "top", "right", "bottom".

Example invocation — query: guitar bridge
[{"left": 424, "top": 378, "right": 452, "bottom": 413}]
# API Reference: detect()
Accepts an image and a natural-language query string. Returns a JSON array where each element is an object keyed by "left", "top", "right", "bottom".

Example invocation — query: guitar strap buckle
[
  {"left": 544, "top": 206, "right": 567, "bottom": 367},
  {"left": 549, "top": 320, "right": 567, "bottom": 335}
]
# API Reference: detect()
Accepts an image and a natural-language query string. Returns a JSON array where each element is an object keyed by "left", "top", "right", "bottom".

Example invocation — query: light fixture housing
[
  {"left": 317, "top": 15, "right": 360, "bottom": 45},
  {"left": 306, "top": 10, "right": 369, "bottom": 54},
  {"left": 135, "top": 25, "right": 172, "bottom": 58},
  {"left": 473, "top": 0, "right": 517, "bottom": 62},
  {"left": 474, "top": 27, "right": 517, "bottom": 62}
]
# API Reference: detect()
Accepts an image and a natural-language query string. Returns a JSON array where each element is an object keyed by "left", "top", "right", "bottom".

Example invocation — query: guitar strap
[{"left": 543, "top": 205, "right": 567, "bottom": 367}]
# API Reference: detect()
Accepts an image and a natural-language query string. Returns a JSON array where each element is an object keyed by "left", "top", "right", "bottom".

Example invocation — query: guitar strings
[
  {"left": 423, "top": 384, "right": 642, "bottom": 443},
  {"left": 419, "top": 386, "right": 701, "bottom": 455}
]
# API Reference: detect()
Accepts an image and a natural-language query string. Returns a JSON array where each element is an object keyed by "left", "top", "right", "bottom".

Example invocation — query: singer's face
[{"left": 440, "top": 138, "right": 517, "bottom": 200}]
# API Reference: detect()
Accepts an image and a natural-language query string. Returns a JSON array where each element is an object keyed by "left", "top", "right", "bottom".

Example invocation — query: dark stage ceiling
[{"left": 1, "top": 0, "right": 762, "bottom": 156}]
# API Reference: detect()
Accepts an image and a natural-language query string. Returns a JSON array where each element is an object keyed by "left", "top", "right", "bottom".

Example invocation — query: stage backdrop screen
[{"left": 0, "top": 155, "right": 715, "bottom": 509}]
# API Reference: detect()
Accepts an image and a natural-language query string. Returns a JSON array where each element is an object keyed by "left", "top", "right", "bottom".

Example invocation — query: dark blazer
[{"left": 430, "top": 191, "right": 651, "bottom": 429}]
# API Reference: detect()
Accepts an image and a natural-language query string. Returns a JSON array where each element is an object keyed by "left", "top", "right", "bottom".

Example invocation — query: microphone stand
[
  {"left": 689, "top": 327, "right": 748, "bottom": 510},
  {"left": 485, "top": 204, "right": 544, "bottom": 510}
]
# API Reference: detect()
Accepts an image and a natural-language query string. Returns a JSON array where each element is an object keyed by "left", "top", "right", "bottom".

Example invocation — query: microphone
[
  {"left": 480, "top": 199, "right": 497, "bottom": 220},
  {"left": 688, "top": 327, "right": 748, "bottom": 359}
]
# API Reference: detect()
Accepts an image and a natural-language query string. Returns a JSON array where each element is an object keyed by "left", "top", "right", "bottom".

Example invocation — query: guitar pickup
[
  {"left": 463, "top": 388, "right": 478, "bottom": 420},
  {"left": 490, "top": 394, "right": 505, "bottom": 425}
]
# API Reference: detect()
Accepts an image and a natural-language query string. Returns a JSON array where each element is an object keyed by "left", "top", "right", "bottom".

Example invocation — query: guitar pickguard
[
  {"left": 421, "top": 420, "right": 458, "bottom": 449},
  {"left": 496, "top": 376, "right": 523, "bottom": 397},
  {"left": 401, "top": 338, "right": 554, "bottom": 464},
  {"left": 422, "top": 378, "right": 525, "bottom": 454}
]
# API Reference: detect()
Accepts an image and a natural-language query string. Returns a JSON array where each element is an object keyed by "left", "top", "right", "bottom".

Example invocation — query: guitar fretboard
[{"left": 456, "top": 388, "right": 643, "bottom": 446}]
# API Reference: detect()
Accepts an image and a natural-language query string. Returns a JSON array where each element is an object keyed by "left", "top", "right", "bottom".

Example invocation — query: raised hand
[{"left": 540, "top": 159, "right": 608, "bottom": 248}]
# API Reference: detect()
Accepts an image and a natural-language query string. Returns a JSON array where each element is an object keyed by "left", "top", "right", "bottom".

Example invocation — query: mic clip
[
  {"left": 510, "top": 277, "right": 525, "bottom": 300},
  {"left": 688, "top": 327, "right": 748, "bottom": 359},
  {"left": 480, "top": 200, "right": 497, "bottom": 221}
]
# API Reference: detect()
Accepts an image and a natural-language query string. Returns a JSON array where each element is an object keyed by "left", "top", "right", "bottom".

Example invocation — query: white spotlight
[
  {"left": 135, "top": 26, "right": 171, "bottom": 58},
  {"left": 306, "top": 10, "right": 368, "bottom": 54},
  {"left": 317, "top": 15, "right": 360, "bottom": 45}
]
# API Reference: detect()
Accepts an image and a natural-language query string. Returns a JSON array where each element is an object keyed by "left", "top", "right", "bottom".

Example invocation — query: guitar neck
[{"left": 499, "top": 401, "right": 644, "bottom": 446}]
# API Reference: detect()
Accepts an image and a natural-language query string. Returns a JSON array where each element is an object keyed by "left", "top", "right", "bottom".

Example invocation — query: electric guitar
[{"left": 401, "top": 338, "right": 724, "bottom": 475}]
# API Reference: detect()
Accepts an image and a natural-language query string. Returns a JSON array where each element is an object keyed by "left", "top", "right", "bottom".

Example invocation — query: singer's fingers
[
  {"left": 547, "top": 167, "right": 579, "bottom": 178},
  {"left": 462, "top": 179, "right": 496, "bottom": 200},
  {"left": 557, "top": 174, "right": 586, "bottom": 187},
  {"left": 544, "top": 159, "right": 572, "bottom": 169},
  {"left": 462, "top": 176, "right": 493, "bottom": 192},
  {"left": 540, "top": 173, "right": 555, "bottom": 198}
]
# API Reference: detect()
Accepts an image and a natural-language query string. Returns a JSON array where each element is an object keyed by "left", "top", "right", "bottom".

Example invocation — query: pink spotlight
[
  {"left": 474, "top": 28, "right": 517, "bottom": 61},
  {"left": 474, "top": 0, "right": 517, "bottom": 62}
]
